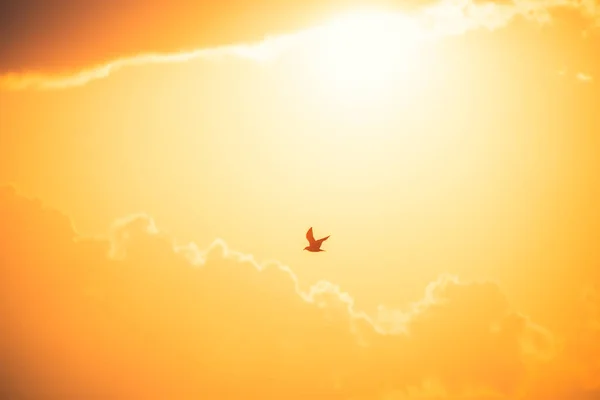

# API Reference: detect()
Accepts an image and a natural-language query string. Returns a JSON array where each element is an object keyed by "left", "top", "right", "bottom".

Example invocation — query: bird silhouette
[{"left": 304, "top": 227, "right": 330, "bottom": 252}]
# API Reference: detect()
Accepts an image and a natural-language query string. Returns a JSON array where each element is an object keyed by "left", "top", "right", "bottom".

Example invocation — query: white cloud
[{"left": 577, "top": 72, "right": 594, "bottom": 82}]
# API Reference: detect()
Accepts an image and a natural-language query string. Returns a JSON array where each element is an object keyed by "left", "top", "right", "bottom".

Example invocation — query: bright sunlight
[{"left": 311, "top": 10, "right": 425, "bottom": 99}]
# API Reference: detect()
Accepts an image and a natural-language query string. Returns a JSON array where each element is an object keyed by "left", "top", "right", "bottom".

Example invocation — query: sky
[{"left": 1, "top": 0, "right": 600, "bottom": 399}]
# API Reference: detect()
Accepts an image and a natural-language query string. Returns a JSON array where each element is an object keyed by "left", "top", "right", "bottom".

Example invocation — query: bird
[{"left": 304, "top": 227, "right": 330, "bottom": 252}]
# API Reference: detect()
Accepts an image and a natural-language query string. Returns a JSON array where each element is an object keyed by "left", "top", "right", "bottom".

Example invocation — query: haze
[{"left": 1, "top": 1, "right": 599, "bottom": 399}]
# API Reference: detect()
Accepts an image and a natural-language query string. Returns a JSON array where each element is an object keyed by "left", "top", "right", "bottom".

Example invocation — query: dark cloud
[
  {"left": 4, "top": 0, "right": 563, "bottom": 75},
  {"left": 2, "top": 0, "right": 599, "bottom": 83},
  {"left": 2, "top": 185, "right": 597, "bottom": 399},
  {"left": 0, "top": 0, "right": 425, "bottom": 74}
]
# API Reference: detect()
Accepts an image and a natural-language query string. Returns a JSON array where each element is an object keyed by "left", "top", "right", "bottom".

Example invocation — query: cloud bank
[
  {"left": 1, "top": 185, "right": 599, "bottom": 399},
  {"left": 1, "top": 0, "right": 599, "bottom": 91}
]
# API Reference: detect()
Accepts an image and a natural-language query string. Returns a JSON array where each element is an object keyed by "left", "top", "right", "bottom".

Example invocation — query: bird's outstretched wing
[
  {"left": 306, "top": 227, "right": 316, "bottom": 245},
  {"left": 316, "top": 235, "right": 330, "bottom": 245}
]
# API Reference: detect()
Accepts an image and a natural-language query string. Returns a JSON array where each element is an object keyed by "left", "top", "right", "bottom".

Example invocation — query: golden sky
[{"left": 1, "top": 0, "right": 600, "bottom": 399}]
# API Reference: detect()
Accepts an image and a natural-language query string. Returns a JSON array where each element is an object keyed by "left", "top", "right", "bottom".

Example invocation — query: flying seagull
[{"left": 304, "top": 227, "right": 330, "bottom": 252}]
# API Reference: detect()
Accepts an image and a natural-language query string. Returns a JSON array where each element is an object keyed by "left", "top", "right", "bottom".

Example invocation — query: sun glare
[{"left": 312, "top": 10, "right": 424, "bottom": 99}]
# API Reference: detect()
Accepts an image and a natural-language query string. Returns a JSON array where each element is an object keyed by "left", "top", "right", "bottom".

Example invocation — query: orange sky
[{"left": 1, "top": 1, "right": 600, "bottom": 399}]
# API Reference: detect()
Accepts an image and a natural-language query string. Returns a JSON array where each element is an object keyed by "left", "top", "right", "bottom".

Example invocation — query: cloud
[
  {"left": 0, "top": 0, "right": 316, "bottom": 73},
  {"left": 577, "top": 72, "right": 594, "bottom": 82},
  {"left": 0, "top": 35, "right": 299, "bottom": 90},
  {"left": 555, "top": 69, "right": 595, "bottom": 83},
  {"left": 2, "top": 185, "right": 599, "bottom": 399},
  {"left": 1, "top": 0, "right": 599, "bottom": 91},
  {"left": 0, "top": 0, "right": 435, "bottom": 74}
]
